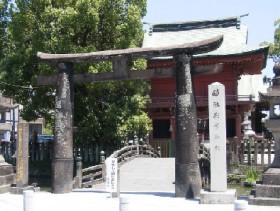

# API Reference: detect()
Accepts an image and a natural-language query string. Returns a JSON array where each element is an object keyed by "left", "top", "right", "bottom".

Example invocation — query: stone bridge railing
[{"left": 73, "top": 144, "right": 160, "bottom": 188}]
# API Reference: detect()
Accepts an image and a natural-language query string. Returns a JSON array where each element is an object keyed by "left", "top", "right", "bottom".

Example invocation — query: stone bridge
[{"left": 93, "top": 157, "right": 175, "bottom": 193}]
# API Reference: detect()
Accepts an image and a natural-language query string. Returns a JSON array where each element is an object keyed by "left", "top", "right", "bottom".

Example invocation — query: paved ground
[
  {"left": 0, "top": 158, "right": 279, "bottom": 211},
  {"left": 94, "top": 157, "right": 175, "bottom": 191}
]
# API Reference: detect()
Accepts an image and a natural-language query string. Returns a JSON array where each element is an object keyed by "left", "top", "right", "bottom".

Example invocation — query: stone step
[
  {"left": 262, "top": 169, "right": 280, "bottom": 185},
  {"left": 249, "top": 196, "right": 280, "bottom": 206},
  {"left": 255, "top": 184, "right": 280, "bottom": 198},
  {"left": 0, "top": 174, "right": 15, "bottom": 186},
  {"left": 0, "top": 184, "right": 11, "bottom": 194},
  {"left": 0, "top": 165, "right": 14, "bottom": 176}
]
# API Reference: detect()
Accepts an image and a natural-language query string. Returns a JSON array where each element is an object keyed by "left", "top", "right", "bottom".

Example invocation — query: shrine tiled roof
[{"left": 142, "top": 16, "right": 269, "bottom": 64}]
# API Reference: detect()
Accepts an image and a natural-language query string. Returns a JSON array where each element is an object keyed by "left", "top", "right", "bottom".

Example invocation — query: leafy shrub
[{"left": 245, "top": 166, "right": 261, "bottom": 183}]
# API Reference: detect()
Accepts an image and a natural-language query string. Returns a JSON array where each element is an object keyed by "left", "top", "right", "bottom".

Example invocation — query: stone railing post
[
  {"left": 136, "top": 144, "right": 139, "bottom": 156},
  {"left": 100, "top": 150, "right": 106, "bottom": 182},
  {"left": 102, "top": 163, "right": 106, "bottom": 182},
  {"left": 261, "top": 141, "right": 264, "bottom": 167},
  {"left": 240, "top": 140, "right": 244, "bottom": 164},
  {"left": 254, "top": 140, "right": 258, "bottom": 165},
  {"left": 100, "top": 151, "right": 105, "bottom": 164},
  {"left": 157, "top": 146, "right": 161, "bottom": 157},
  {"left": 232, "top": 137, "right": 239, "bottom": 164},
  {"left": 268, "top": 140, "right": 272, "bottom": 165},
  {"left": 76, "top": 156, "right": 82, "bottom": 188},
  {"left": 247, "top": 139, "right": 252, "bottom": 166}
]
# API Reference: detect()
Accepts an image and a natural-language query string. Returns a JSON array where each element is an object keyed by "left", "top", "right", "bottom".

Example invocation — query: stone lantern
[
  {"left": 250, "top": 62, "right": 280, "bottom": 205},
  {"left": 260, "top": 63, "right": 280, "bottom": 168},
  {"left": 241, "top": 110, "right": 256, "bottom": 139}
]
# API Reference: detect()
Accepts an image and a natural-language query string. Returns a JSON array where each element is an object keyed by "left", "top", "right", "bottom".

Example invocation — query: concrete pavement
[
  {"left": 1, "top": 189, "right": 279, "bottom": 211},
  {"left": 0, "top": 158, "right": 279, "bottom": 211},
  {"left": 94, "top": 157, "right": 175, "bottom": 191}
]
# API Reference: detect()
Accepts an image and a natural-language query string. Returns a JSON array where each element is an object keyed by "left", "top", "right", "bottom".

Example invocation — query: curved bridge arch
[{"left": 79, "top": 144, "right": 160, "bottom": 188}]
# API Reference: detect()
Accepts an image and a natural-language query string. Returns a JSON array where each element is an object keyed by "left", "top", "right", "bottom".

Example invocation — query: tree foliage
[
  {"left": 0, "top": 0, "right": 12, "bottom": 58},
  {"left": 262, "top": 18, "right": 280, "bottom": 61},
  {"left": 0, "top": 0, "right": 151, "bottom": 146}
]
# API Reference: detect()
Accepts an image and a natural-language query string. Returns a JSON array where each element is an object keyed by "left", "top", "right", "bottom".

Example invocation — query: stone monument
[
  {"left": 250, "top": 62, "right": 280, "bottom": 205},
  {"left": 10, "top": 123, "right": 39, "bottom": 194},
  {"left": 200, "top": 82, "right": 236, "bottom": 204},
  {"left": 106, "top": 158, "right": 120, "bottom": 198}
]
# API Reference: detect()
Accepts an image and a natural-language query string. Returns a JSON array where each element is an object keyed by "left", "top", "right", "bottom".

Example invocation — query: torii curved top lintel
[{"left": 37, "top": 35, "right": 223, "bottom": 64}]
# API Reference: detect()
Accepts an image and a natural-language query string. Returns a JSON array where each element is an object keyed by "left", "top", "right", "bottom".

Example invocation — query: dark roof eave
[
  {"left": 195, "top": 46, "right": 269, "bottom": 68},
  {"left": 151, "top": 16, "right": 239, "bottom": 33},
  {"left": 148, "top": 46, "right": 269, "bottom": 68}
]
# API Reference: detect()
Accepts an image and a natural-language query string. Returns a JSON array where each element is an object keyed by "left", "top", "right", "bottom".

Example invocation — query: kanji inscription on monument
[
  {"left": 106, "top": 158, "right": 118, "bottom": 192},
  {"left": 208, "top": 82, "right": 227, "bottom": 192},
  {"left": 16, "top": 123, "right": 29, "bottom": 187}
]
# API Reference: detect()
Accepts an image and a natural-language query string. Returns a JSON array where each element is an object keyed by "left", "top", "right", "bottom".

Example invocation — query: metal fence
[{"left": 0, "top": 141, "right": 118, "bottom": 165}]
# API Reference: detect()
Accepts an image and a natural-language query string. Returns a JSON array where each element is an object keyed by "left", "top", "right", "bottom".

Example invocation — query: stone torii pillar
[
  {"left": 174, "top": 54, "right": 201, "bottom": 198},
  {"left": 36, "top": 35, "right": 223, "bottom": 195},
  {"left": 52, "top": 63, "right": 74, "bottom": 193}
]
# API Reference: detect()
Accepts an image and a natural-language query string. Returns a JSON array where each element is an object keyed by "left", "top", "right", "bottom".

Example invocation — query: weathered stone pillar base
[
  {"left": 249, "top": 119, "right": 280, "bottom": 205},
  {"left": 52, "top": 158, "right": 74, "bottom": 193},
  {"left": 249, "top": 168, "right": 280, "bottom": 206},
  {"left": 0, "top": 161, "right": 16, "bottom": 194},
  {"left": 200, "top": 189, "right": 236, "bottom": 204},
  {"left": 262, "top": 168, "right": 280, "bottom": 184},
  {"left": 0, "top": 155, "right": 5, "bottom": 163},
  {"left": 10, "top": 186, "right": 40, "bottom": 194},
  {"left": 175, "top": 162, "right": 201, "bottom": 198}
]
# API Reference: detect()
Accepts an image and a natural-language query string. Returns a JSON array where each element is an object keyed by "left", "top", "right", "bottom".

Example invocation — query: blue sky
[{"left": 143, "top": 0, "right": 280, "bottom": 77}]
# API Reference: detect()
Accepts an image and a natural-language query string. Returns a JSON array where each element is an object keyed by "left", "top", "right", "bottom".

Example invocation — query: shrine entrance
[{"left": 36, "top": 35, "right": 223, "bottom": 198}]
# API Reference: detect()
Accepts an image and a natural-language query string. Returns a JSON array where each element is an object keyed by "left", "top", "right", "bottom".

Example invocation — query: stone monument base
[
  {"left": 0, "top": 155, "right": 16, "bottom": 194},
  {"left": 10, "top": 185, "right": 40, "bottom": 194},
  {"left": 0, "top": 154, "right": 5, "bottom": 163},
  {"left": 249, "top": 168, "right": 280, "bottom": 206},
  {"left": 200, "top": 189, "right": 236, "bottom": 204}
]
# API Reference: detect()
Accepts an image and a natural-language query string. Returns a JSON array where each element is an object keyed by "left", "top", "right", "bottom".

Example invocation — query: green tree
[
  {"left": 0, "top": 0, "right": 13, "bottom": 58},
  {"left": 263, "top": 18, "right": 280, "bottom": 61},
  {"left": 0, "top": 0, "right": 151, "bottom": 146}
]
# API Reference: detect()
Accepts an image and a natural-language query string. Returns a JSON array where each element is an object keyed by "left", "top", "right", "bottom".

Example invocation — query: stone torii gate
[{"left": 36, "top": 35, "right": 223, "bottom": 197}]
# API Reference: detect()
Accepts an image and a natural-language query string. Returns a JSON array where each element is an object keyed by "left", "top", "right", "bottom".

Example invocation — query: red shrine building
[{"left": 142, "top": 17, "right": 269, "bottom": 156}]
